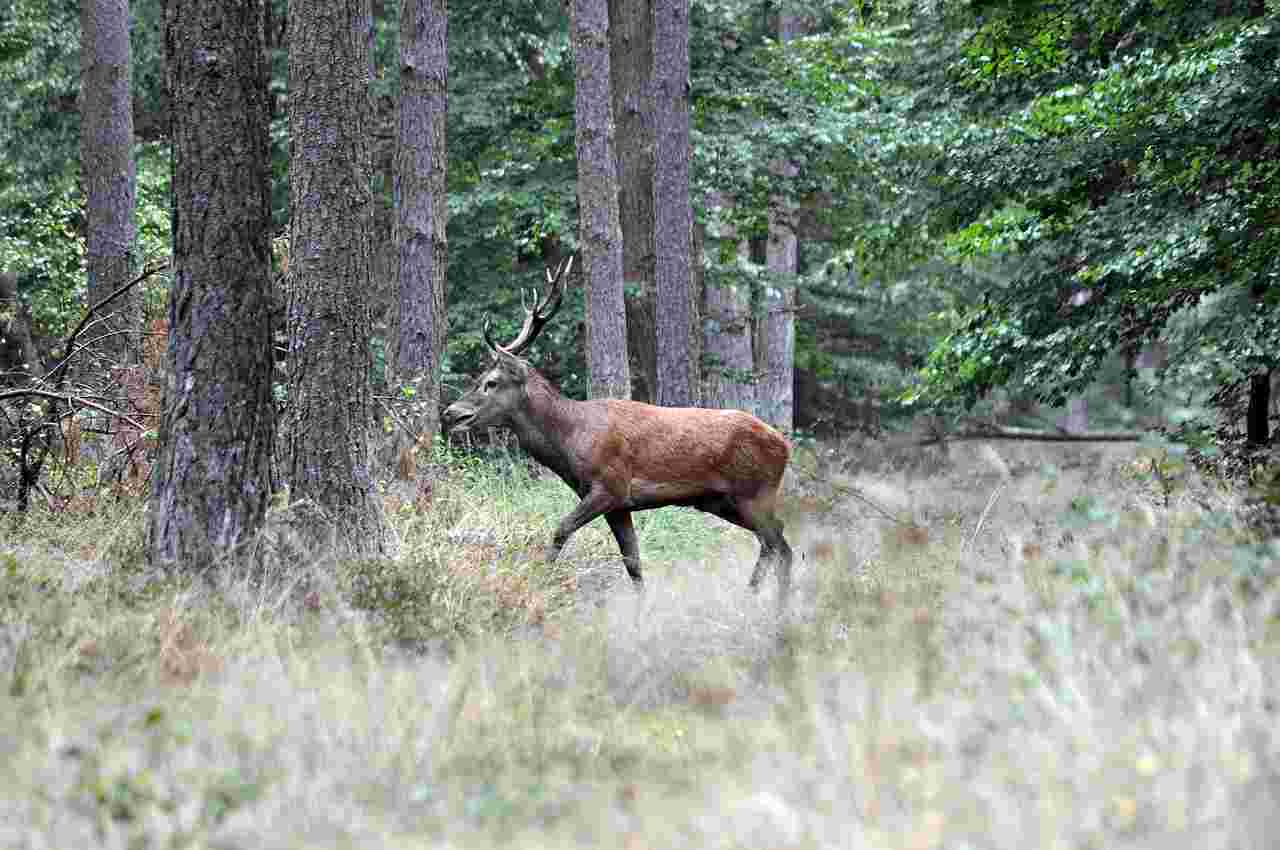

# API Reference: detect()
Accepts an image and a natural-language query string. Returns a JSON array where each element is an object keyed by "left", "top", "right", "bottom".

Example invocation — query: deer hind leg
[
  {"left": 697, "top": 492, "right": 792, "bottom": 604},
  {"left": 736, "top": 493, "right": 792, "bottom": 604},
  {"left": 606, "top": 510, "right": 643, "bottom": 588}
]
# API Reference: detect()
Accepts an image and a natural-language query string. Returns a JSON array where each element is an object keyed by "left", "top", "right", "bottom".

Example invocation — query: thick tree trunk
[
  {"left": 394, "top": 0, "right": 448, "bottom": 447},
  {"left": 651, "top": 0, "right": 697, "bottom": 406},
  {"left": 80, "top": 0, "right": 137, "bottom": 367},
  {"left": 573, "top": 0, "right": 631, "bottom": 400},
  {"left": 149, "top": 0, "right": 276, "bottom": 571},
  {"left": 609, "top": 0, "right": 656, "bottom": 402},
  {"left": 700, "top": 197, "right": 756, "bottom": 414},
  {"left": 286, "top": 0, "right": 388, "bottom": 555}
]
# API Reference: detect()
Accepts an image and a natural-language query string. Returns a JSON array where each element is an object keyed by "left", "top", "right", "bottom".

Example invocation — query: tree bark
[
  {"left": 755, "top": 4, "right": 802, "bottom": 433},
  {"left": 286, "top": 0, "right": 388, "bottom": 555},
  {"left": 394, "top": 0, "right": 448, "bottom": 447},
  {"left": 609, "top": 0, "right": 656, "bottom": 402},
  {"left": 757, "top": 207, "right": 796, "bottom": 432},
  {"left": 81, "top": 0, "right": 138, "bottom": 367},
  {"left": 149, "top": 0, "right": 276, "bottom": 571},
  {"left": 573, "top": 0, "right": 631, "bottom": 400},
  {"left": 700, "top": 197, "right": 756, "bottom": 414},
  {"left": 651, "top": 0, "right": 697, "bottom": 406}
]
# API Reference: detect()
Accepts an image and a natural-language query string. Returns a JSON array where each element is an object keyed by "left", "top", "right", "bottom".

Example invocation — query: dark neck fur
[{"left": 506, "top": 369, "right": 583, "bottom": 492}]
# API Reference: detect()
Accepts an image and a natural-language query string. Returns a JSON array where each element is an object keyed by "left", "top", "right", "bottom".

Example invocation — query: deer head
[{"left": 442, "top": 255, "right": 573, "bottom": 433}]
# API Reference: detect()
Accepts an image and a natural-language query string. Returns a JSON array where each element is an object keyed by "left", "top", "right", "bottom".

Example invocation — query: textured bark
[
  {"left": 651, "top": 0, "right": 697, "bottom": 406},
  {"left": 394, "top": 0, "right": 448, "bottom": 444},
  {"left": 573, "top": 0, "right": 631, "bottom": 399},
  {"left": 149, "top": 0, "right": 276, "bottom": 570},
  {"left": 609, "top": 0, "right": 656, "bottom": 402},
  {"left": 701, "top": 197, "right": 756, "bottom": 414},
  {"left": 81, "top": 0, "right": 138, "bottom": 366},
  {"left": 755, "top": 5, "right": 802, "bottom": 433},
  {"left": 286, "top": 0, "right": 388, "bottom": 555},
  {"left": 757, "top": 209, "right": 796, "bottom": 432}
]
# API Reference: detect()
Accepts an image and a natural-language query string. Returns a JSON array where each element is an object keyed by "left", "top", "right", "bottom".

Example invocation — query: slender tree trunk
[
  {"left": 755, "top": 5, "right": 802, "bottom": 433},
  {"left": 609, "top": 0, "right": 656, "bottom": 402},
  {"left": 573, "top": 0, "right": 631, "bottom": 399},
  {"left": 395, "top": 0, "right": 448, "bottom": 448},
  {"left": 701, "top": 196, "right": 756, "bottom": 413},
  {"left": 758, "top": 205, "right": 796, "bottom": 432},
  {"left": 149, "top": 0, "right": 276, "bottom": 571},
  {"left": 81, "top": 0, "right": 137, "bottom": 368},
  {"left": 651, "top": 0, "right": 697, "bottom": 406},
  {"left": 286, "top": 0, "right": 388, "bottom": 555}
]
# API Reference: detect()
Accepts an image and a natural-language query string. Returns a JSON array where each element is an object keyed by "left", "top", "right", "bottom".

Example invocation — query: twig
[
  {"left": 50, "top": 263, "right": 165, "bottom": 387},
  {"left": 963, "top": 483, "right": 1005, "bottom": 555},
  {"left": 0, "top": 388, "right": 148, "bottom": 433},
  {"left": 802, "top": 467, "right": 914, "bottom": 527},
  {"left": 376, "top": 397, "right": 425, "bottom": 446}
]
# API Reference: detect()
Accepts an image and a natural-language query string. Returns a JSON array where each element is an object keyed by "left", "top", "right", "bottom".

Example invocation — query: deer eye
[{"left": 482, "top": 378, "right": 498, "bottom": 392}]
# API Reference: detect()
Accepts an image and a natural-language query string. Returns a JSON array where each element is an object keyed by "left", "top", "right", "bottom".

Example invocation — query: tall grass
[{"left": 1, "top": 440, "right": 1277, "bottom": 848}]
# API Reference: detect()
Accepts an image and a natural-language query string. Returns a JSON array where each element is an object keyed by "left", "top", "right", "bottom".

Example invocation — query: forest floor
[{"left": 1, "top": 436, "right": 1277, "bottom": 849}]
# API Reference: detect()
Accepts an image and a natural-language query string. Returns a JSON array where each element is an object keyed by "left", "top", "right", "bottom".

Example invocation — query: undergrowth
[{"left": 1, "top": 439, "right": 1277, "bottom": 848}]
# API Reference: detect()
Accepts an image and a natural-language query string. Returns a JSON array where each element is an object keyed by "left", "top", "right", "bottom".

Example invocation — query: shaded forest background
[{"left": 1, "top": 0, "right": 1277, "bottom": 506}]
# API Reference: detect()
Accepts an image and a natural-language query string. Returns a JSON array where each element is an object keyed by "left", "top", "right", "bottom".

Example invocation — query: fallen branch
[{"left": 918, "top": 424, "right": 1145, "bottom": 447}]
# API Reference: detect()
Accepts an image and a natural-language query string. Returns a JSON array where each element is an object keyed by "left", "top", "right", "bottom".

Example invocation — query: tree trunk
[
  {"left": 757, "top": 208, "right": 796, "bottom": 432},
  {"left": 394, "top": 0, "right": 448, "bottom": 450},
  {"left": 755, "top": 5, "right": 802, "bottom": 433},
  {"left": 80, "top": 0, "right": 137, "bottom": 367},
  {"left": 1247, "top": 371, "right": 1271, "bottom": 446},
  {"left": 609, "top": 0, "right": 656, "bottom": 402},
  {"left": 651, "top": 0, "right": 697, "bottom": 406},
  {"left": 700, "top": 198, "right": 756, "bottom": 414},
  {"left": 286, "top": 0, "right": 388, "bottom": 555},
  {"left": 573, "top": 0, "right": 631, "bottom": 400},
  {"left": 149, "top": 0, "right": 276, "bottom": 571}
]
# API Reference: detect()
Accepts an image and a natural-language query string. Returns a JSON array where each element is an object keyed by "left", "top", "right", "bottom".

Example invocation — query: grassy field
[{"left": 1, "top": 439, "right": 1277, "bottom": 849}]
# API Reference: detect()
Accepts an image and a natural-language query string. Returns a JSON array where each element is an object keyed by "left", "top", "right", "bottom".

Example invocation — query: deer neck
[{"left": 508, "top": 372, "right": 584, "bottom": 490}]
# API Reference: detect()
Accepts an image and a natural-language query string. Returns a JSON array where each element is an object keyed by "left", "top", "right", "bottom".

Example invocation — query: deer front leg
[{"left": 544, "top": 487, "right": 617, "bottom": 563}]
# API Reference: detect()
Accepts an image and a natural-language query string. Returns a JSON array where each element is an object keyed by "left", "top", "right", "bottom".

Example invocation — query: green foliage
[
  {"left": 907, "top": 6, "right": 1280, "bottom": 428},
  {"left": 0, "top": 0, "right": 80, "bottom": 188},
  {"left": 4, "top": 0, "right": 1276, "bottom": 454},
  {"left": 0, "top": 176, "right": 84, "bottom": 336},
  {"left": 1, "top": 0, "right": 172, "bottom": 340}
]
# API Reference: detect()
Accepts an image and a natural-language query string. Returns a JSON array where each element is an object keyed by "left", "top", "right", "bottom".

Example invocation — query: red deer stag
[{"left": 441, "top": 256, "right": 794, "bottom": 604}]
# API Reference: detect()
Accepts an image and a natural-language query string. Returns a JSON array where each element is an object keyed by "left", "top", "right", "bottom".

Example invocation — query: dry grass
[{"left": 1, "top": 440, "right": 1277, "bottom": 849}]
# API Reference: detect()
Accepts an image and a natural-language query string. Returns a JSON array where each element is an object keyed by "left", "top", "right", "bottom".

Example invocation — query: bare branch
[{"left": 0, "top": 388, "right": 148, "bottom": 433}]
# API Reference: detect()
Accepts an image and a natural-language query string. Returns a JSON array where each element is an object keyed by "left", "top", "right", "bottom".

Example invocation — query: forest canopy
[{"left": 1, "top": 0, "right": 1276, "bottom": 452}]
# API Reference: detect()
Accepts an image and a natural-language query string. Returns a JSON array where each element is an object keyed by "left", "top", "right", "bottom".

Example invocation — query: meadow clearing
[{"left": 1, "top": 437, "right": 1277, "bottom": 849}]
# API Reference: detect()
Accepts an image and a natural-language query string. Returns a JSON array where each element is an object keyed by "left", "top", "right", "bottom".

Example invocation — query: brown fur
[{"left": 443, "top": 357, "right": 794, "bottom": 604}]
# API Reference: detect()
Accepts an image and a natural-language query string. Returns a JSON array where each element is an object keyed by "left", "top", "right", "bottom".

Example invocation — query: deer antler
[{"left": 484, "top": 255, "right": 574, "bottom": 357}]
